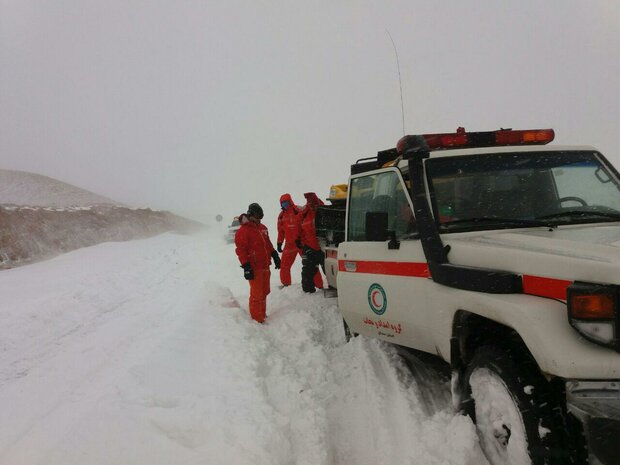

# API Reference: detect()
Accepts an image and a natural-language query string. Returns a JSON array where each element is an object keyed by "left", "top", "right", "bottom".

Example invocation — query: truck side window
[
  {"left": 348, "top": 171, "right": 416, "bottom": 241},
  {"left": 393, "top": 181, "right": 416, "bottom": 238}
]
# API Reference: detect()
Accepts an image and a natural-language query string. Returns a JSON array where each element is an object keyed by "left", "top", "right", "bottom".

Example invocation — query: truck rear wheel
[{"left": 460, "top": 346, "right": 586, "bottom": 465}]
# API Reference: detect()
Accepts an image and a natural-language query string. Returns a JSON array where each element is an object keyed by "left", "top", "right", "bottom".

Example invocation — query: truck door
[{"left": 337, "top": 168, "right": 435, "bottom": 352}]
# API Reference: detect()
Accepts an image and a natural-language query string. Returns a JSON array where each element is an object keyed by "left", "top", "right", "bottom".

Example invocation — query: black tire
[{"left": 460, "top": 346, "right": 587, "bottom": 465}]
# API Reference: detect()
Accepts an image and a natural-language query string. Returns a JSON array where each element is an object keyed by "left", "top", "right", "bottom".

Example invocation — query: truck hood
[{"left": 446, "top": 223, "right": 620, "bottom": 283}]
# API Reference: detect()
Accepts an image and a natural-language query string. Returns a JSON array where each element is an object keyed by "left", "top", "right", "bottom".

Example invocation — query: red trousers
[
  {"left": 279, "top": 247, "right": 299, "bottom": 286},
  {"left": 249, "top": 268, "right": 271, "bottom": 323},
  {"left": 280, "top": 247, "right": 323, "bottom": 288}
]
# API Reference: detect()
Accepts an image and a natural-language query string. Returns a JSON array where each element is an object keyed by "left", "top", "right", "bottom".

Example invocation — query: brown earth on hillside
[{"left": 0, "top": 205, "right": 203, "bottom": 269}]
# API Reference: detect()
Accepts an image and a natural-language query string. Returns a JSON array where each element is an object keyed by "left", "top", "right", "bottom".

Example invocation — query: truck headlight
[{"left": 567, "top": 282, "right": 619, "bottom": 352}]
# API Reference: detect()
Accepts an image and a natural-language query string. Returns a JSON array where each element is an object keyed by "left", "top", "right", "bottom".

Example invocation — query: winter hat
[{"left": 247, "top": 203, "right": 264, "bottom": 219}]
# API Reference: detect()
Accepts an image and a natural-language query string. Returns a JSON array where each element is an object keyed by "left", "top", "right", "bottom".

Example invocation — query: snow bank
[{"left": 0, "top": 205, "right": 202, "bottom": 268}]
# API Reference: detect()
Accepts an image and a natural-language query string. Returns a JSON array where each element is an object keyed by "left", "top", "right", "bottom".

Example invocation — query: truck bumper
[{"left": 566, "top": 380, "right": 620, "bottom": 465}]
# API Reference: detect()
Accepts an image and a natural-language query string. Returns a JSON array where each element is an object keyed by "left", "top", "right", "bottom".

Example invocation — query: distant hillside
[
  {"left": 0, "top": 170, "right": 203, "bottom": 268},
  {"left": 0, "top": 169, "right": 118, "bottom": 207}
]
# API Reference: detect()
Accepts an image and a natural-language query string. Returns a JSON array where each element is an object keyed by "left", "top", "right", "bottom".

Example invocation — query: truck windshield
[{"left": 425, "top": 151, "right": 620, "bottom": 231}]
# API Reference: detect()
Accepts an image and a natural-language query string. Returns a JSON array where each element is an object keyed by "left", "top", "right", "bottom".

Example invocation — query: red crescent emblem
[{"left": 371, "top": 290, "right": 381, "bottom": 308}]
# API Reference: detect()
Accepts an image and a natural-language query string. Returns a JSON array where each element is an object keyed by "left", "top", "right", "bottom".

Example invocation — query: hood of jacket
[
  {"left": 304, "top": 192, "right": 324, "bottom": 208},
  {"left": 279, "top": 193, "right": 296, "bottom": 209},
  {"left": 280, "top": 193, "right": 294, "bottom": 204}
]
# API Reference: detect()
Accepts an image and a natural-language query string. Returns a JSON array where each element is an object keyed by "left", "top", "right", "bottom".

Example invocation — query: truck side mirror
[{"left": 365, "top": 211, "right": 388, "bottom": 241}]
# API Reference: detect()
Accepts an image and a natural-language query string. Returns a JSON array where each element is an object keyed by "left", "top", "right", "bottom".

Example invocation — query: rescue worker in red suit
[
  {"left": 234, "top": 203, "right": 281, "bottom": 323},
  {"left": 276, "top": 193, "right": 302, "bottom": 287},
  {"left": 297, "top": 192, "right": 325, "bottom": 293}
]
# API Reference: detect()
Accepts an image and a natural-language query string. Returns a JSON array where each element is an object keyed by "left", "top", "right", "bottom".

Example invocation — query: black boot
[{"left": 301, "top": 251, "right": 316, "bottom": 293}]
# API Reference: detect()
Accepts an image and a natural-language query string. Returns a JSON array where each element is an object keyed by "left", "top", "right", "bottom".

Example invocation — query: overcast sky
[{"left": 1, "top": 0, "right": 618, "bottom": 225}]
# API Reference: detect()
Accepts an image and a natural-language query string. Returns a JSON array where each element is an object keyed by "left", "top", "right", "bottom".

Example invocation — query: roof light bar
[{"left": 396, "top": 128, "right": 555, "bottom": 154}]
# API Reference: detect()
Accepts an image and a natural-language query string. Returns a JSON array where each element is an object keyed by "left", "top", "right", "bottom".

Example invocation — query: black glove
[
  {"left": 295, "top": 239, "right": 303, "bottom": 249},
  {"left": 242, "top": 262, "right": 254, "bottom": 280},
  {"left": 271, "top": 251, "right": 281, "bottom": 269},
  {"left": 277, "top": 242, "right": 283, "bottom": 253}
]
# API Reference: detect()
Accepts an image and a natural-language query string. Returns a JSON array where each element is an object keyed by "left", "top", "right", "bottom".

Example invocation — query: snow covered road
[{"left": 0, "top": 231, "right": 488, "bottom": 465}]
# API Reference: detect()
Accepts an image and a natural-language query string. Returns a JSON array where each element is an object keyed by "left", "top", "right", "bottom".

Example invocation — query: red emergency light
[{"left": 396, "top": 128, "right": 555, "bottom": 154}]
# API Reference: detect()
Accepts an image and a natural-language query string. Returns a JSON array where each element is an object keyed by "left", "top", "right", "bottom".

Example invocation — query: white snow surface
[
  {"left": 0, "top": 169, "right": 118, "bottom": 207},
  {"left": 0, "top": 230, "right": 489, "bottom": 465}
]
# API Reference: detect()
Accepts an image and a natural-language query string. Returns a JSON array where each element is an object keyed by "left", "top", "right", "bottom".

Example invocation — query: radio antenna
[{"left": 386, "top": 29, "right": 405, "bottom": 136}]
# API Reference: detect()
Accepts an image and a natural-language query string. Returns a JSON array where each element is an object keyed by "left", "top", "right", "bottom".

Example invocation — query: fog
[{"left": 1, "top": 0, "right": 618, "bottom": 227}]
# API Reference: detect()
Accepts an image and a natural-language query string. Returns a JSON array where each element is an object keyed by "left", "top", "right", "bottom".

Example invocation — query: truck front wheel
[{"left": 460, "top": 346, "right": 585, "bottom": 465}]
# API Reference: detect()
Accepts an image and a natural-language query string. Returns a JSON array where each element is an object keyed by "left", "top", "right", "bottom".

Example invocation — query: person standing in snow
[
  {"left": 234, "top": 203, "right": 281, "bottom": 323},
  {"left": 297, "top": 192, "right": 325, "bottom": 293},
  {"left": 276, "top": 193, "right": 303, "bottom": 287}
]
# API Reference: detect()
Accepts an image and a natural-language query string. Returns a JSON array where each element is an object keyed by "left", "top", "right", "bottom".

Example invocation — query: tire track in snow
[
  {"left": 0, "top": 239, "right": 188, "bottom": 388},
  {"left": 0, "top": 235, "right": 212, "bottom": 464}
]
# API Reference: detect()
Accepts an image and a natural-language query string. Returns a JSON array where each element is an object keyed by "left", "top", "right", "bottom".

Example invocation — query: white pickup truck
[{"left": 327, "top": 128, "right": 620, "bottom": 465}]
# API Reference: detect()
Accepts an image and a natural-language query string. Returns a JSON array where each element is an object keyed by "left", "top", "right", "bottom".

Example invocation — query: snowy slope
[
  {"left": 0, "top": 169, "right": 118, "bottom": 207},
  {"left": 0, "top": 230, "right": 488, "bottom": 465},
  {"left": 0, "top": 169, "right": 202, "bottom": 268}
]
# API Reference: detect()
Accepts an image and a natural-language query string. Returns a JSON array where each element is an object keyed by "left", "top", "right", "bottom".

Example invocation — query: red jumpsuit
[
  {"left": 300, "top": 193, "right": 325, "bottom": 292},
  {"left": 234, "top": 214, "right": 276, "bottom": 323},
  {"left": 276, "top": 193, "right": 302, "bottom": 286}
]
